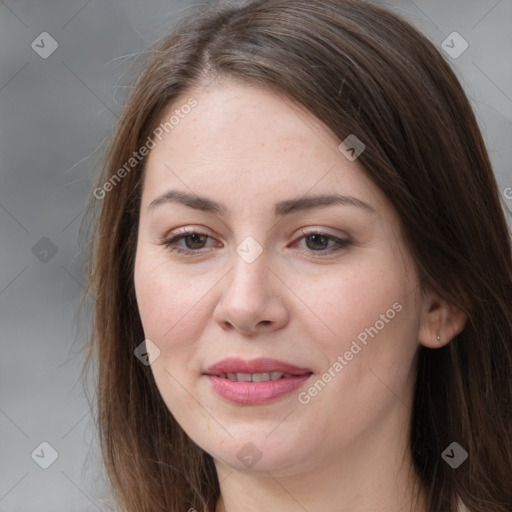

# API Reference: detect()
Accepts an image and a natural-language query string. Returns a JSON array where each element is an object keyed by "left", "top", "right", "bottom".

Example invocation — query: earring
[{"left": 436, "top": 332, "right": 441, "bottom": 342}]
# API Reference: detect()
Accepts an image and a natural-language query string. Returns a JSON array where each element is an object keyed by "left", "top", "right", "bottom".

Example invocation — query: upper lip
[{"left": 204, "top": 357, "right": 312, "bottom": 376}]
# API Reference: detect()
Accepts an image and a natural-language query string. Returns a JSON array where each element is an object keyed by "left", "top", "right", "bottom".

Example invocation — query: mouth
[
  {"left": 203, "top": 357, "right": 313, "bottom": 405},
  {"left": 212, "top": 371, "right": 301, "bottom": 382},
  {"left": 204, "top": 357, "right": 312, "bottom": 376}
]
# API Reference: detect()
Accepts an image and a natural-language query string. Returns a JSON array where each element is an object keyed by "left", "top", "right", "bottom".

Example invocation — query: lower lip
[{"left": 205, "top": 374, "right": 312, "bottom": 405}]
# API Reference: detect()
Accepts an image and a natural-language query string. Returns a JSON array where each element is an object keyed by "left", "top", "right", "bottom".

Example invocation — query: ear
[{"left": 418, "top": 290, "right": 468, "bottom": 348}]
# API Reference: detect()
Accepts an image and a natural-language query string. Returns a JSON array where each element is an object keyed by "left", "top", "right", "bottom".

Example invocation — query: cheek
[
  {"left": 300, "top": 255, "right": 414, "bottom": 348},
  {"left": 134, "top": 253, "right": 212, "bottom": 417},
  {"left": 300, "top": 252, "right": 421, "bottom": 394},
  {"left": 289, "top": 258, "right": 421, "bottom": 450},
  {"left": 134, "top": 251, "right": 210, "bottom": 346}
]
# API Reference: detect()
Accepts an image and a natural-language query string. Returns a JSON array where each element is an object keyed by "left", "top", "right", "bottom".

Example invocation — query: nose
[{"left": 212, "top": 247, "right": 289, "bottom": 335}]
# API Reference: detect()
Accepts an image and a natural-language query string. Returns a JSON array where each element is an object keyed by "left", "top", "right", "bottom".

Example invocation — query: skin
[{"left": 133, "top": 80, "right": 467, "bottom": 512}]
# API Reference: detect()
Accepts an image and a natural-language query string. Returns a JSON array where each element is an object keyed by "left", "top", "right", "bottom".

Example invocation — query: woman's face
[{"left": 134, "top": 81, "right": 428, "bottom": 476}]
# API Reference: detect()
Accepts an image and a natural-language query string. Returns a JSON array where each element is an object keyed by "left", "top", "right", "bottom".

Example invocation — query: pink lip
[
  {"left": 205, "top": 375, "right": 312, "bottom": 404},
  {"left": 204, "top": 357, "right": 312, "bottom": 376},
  {"left": 203, "top": 358, "right": 313, "bottom": 405}
]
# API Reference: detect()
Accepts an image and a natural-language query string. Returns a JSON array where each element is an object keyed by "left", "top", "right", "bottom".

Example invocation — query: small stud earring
[{"left": 436, "top": 333, "right": 441, "bottom": 342}]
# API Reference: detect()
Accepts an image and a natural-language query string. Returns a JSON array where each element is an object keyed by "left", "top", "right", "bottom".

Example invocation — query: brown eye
[
  {"left": 159, "top": 229, "right": 351, "bottom": 257},
  {"left": 292, "top": 230, "right": 352, "bottom": 255},
  {"left": 160, "top": 230, "right": 217, "bottom": 255},
  {"left": 304, "top": 233, "right": 330, "bottom": 251}
]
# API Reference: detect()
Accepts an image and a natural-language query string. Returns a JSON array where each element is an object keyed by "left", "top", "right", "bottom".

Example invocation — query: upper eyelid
[{"left": 163, "top": 226, "right": 348, "bottom": 241}]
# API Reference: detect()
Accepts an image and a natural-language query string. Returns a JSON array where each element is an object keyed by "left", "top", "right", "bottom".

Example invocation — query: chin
[{"left": 207, "top": 434, "right": 307, "bottom": 475}]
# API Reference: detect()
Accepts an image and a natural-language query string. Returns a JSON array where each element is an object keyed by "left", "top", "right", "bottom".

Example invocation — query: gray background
[{"left": 0, "top": 0, "right": 511, "bottom": 510}]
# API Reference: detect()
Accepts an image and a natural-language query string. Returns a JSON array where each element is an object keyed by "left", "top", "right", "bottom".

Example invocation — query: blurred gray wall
[{"left": 1, "top": 0, "right": 511, "bottom": 510}]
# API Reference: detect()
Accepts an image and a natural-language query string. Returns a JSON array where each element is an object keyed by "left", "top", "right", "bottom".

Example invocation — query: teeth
[
  {"left": 251, "top": 372, "right": 270, "bottom": 382},
  {"left": 221, "top": 372, "right": 295, "bottom": 382}
]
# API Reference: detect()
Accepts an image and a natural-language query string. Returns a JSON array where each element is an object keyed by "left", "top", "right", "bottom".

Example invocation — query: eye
[
  {"left": 159, "top": 228, "right": 352, "bottom": 256},
  {"left": 159, "top": 229, "right": 217, "bottom": 255},
  {"left": 290, "top": 229, "right": 352, "bottom": 256}
]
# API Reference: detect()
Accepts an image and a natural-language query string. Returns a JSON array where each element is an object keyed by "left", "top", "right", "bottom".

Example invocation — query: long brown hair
[{"left": 80, "top": 1, "right": 512, "bottom": 510}]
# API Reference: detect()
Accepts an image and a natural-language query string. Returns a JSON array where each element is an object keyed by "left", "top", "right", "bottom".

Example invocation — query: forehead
[
  {"left": 141, "top": 82, "right": 382, "bottom": 214},
  {"left": 154, "top": 83, "right": 339, "bottom": 158}
]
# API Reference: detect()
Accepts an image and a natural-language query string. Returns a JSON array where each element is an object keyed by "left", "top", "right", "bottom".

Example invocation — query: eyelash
[{"left": 159, "top": 228, "right": 352, "bottom": 257}]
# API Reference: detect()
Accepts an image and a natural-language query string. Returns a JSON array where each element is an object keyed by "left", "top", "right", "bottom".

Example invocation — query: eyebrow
[{"left": 147, "top": 190, "right": 376, "bottom": 217}]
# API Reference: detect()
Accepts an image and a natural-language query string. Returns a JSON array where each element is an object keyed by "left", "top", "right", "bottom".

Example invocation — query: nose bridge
[
  {"left": 213, "top": 234, "right": 287, "bottom": 333},
  {"left": 229, "top": 235, "right": 269, "bottom": 298}
]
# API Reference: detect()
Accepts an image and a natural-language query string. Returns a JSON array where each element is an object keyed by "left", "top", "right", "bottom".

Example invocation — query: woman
[{"left": 81, "top": 1, "right": 512, "bottom": 511}]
